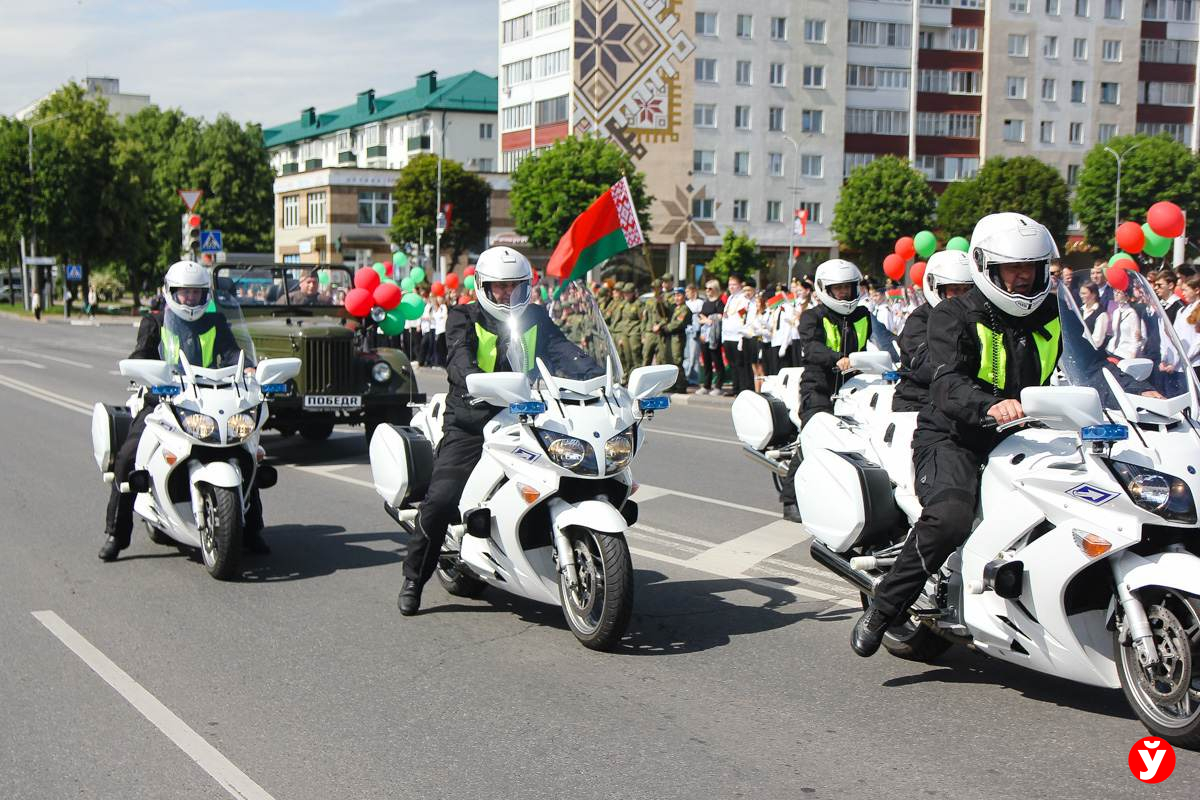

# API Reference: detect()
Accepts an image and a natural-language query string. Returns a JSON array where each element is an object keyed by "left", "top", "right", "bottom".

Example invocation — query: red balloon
[
  {"left": 530, "top": 270, "right": 540, "bottom": 285},
  {"left": 445, "top": 273, "right": 461, "bottom": 290},
  {"left": 1115, "top": 221, "right": 1145, "bottom": 254},
  {"left": 385, "top": 263, "right": 394, "bottom": 276},
  {"left": 464, "top": 265, "right": 476, "bottom": 277},
  {"left": 354, "top": 267, "right": 380, "bottom": 292},
  {"left": 1112, "top": 257, "right": 1139, "bottom": 273},
  {"left": 910, "top": 261, "right": 927, "bottom": 286},
  {"left": 1147, "top": 201, "right": 1186, "bottom": 239},
  {"left": 457, "top": 294, "right": 472, "bottom": 305},
  {"left": 344, "top": 287, "right": 374, "bottom": 317},
  {"left": 1106, "top": 264, "right": 1131, "bottom": 292},
  {"left": 883, "top": 254, "right": 906, "bottom": 281},
  {"left": 894, "top": 237, "right": 916, "bottom": 260},
  {"left": 373, "top": 281, "right": 402, "bottom": 310},
  {"left": 431, "top": 282, "right": 446, "bottom": 297}
]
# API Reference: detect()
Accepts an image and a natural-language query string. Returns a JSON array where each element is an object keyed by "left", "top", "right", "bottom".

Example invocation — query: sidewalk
[{"left": 0, "top": 310, "right": 139, "bottom": 327}]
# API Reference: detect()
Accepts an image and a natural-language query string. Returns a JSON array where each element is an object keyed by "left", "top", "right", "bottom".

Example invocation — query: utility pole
[
  {"left": 434, "top": 110, "right": 450, "bottom": 282},
  {"left": 783, "top": 134, "right": 801, "bottom": 285},
  {"left": 24, "top": 113, "right": 66, "bottom": 310},
  {"left": 1104, "top": 140, "right": 1143, "bottom": 253}
]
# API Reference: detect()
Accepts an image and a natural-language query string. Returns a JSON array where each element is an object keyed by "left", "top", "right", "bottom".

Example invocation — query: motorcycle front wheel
[
  {"left": 1115, "top": 591, "right": 1200, "bottom": 749},
  {"left": 198, "top": 484, "right": 243, "bottom": 581},
  {"left": 558, "top": 529, "right": 633, "bottom": 651}
]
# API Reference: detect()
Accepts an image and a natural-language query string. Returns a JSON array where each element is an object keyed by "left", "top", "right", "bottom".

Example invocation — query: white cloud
[{"left": 0, "top": 0, "right": 499, "bottom": 126}]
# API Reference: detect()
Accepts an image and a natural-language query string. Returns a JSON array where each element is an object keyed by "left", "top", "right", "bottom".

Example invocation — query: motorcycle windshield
[
  {"left": 1056, "top": 270, "right": 1200, "bottom": 413},
  {"left": 160, "top": 286, "right": 255, "bottom": 369},
  {"left": 503, "top": 279, "right": 618, "bottom": 384}
]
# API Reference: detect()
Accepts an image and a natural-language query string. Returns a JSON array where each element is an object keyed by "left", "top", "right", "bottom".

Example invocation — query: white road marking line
[
  {"left": 637, "top": 482, "right": 778, "bottom": 518},
  {"left": 0, "top": 358, "right": 45, "bottom": 369},
  {"left": 32, "top": 610, "right": 277, "bottom": 800},
  {"left": 286, "top": 464, "right": 375, "bottom": 489},
  {"left": 0, "top": 374, "right": 92, "bottom": 416},
  {"left": 643, "top": 427, "right": 740, "bottom": 446},
  {"left": 4, "top": 346, "right": 93, "bottom": 369},
  {"left": 686, "top": 519, "right": 807, "bottom": 576}
]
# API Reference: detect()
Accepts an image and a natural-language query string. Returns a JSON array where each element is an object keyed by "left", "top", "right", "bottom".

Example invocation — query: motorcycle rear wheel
[
  {"left": 144, "top": 520, "right": 172, "bottom": 546},
  {"left": 1115, "top": 591, "right": 1200, "bottom": 749},
  {"left": 198, "top": 485, "right": 242, "bottom": 581},
  {"left": 436, "top": 558, "right": 487, "bottom": 598},
  {"left": 558, "top": 529, "right": 633, "bottom": 651}
]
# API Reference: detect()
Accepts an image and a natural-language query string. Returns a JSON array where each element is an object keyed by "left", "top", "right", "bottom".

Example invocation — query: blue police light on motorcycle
[
  {"left": 510, "top": 401, "right": 547, "bottom": 416},
  {"left": 638, "top": 396, "right": 670, "bottom": 411},
  {"left": 1081, "top": 424, "right": 1129, "bottom": 442},
  {"left": 151, "top": 385, "right": 180, "bottom": 397},
  {"left": 883, "top": 371, "right": 900, "bottom": 382},
  {"left": 262, "top": 383, "right": 288, "bottom": 394}
]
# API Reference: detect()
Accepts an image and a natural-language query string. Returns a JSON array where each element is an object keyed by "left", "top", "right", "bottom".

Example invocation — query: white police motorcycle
[
  {"left": 369, "top": 281, "right": 677, "bottom": 649},
  {"left": 91, "top": 296, "right": 299, "bottom": 580}
]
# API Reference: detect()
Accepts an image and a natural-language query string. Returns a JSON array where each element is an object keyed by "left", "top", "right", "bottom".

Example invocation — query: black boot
[
  {"left": 398, "top": 578, "right": 423, "bottom": 616},
  {"left": 242, "top": 528, "right": 271, "bottom": 555},
  {"left": 782, "top": 502, "right": 803, "bottom": 523},
  {"left": 851, "top": 606, "right": 893, "bottom": 657},
  {"left": 98, "top": 536, "right": 127, "bottom": 562}
]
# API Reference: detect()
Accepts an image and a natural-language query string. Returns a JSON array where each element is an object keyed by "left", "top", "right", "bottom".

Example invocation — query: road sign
[
  {"left": 22, "top": 256, "right": 55, "bottom": 266},
  {"left": 177, "top": 189, "right": 204, "bottom": 212},
  {"left": 65, "top": 264, "right": 83, "bottom": 282},
  {"left": 200, "top": 230, "right": 223, "bottom": 253}
]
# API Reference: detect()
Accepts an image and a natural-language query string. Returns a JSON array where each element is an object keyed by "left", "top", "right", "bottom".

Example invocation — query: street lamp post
[
  {"left": 433, "top": 111, "right": 450, "bottom": 282},
  {"left": 21, "top": 113, "right": 66, "bottom": 311},
  {"left": 782, "top": 134, "right": 801, "bottom": 286},
  {"left": 1103, "top": 140, "right": 1143, "bottom": 254}
]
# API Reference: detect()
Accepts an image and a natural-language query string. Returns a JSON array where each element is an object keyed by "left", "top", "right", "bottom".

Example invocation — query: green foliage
[
  {"left": 705, "top": 229, "right": 766, "bottom": 282},
  {"left": 193, "top": 116, "right": 275, "bottom": 254},
  {"left": 389, "top": 153, "right": 492, "bottom": 260},
  {"left": 509, "top": 136, "right": 651, "bottom": 249},
  {"left": 0, "top": 117, "right": 30, "bottom": 260},
  {"left": 831, "top": 156, "right": 935, "bottom": 273},
  {"left": 1072, "top": 134, "right": 1200, "bottom": 252},
  {"left": 89, "top": 267, "right": 125, "bottom": 301},
  {"left": 935, "top": 156, "right": 1069, "bottom": 242}
]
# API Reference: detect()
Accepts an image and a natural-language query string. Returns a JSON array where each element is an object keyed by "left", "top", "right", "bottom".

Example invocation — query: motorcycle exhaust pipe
[
  {"left": 742, "top": 445, "right": 789, "bottom": 476},
  {"left": 810, "top": 539, "right": 877, "bottom": 596}
]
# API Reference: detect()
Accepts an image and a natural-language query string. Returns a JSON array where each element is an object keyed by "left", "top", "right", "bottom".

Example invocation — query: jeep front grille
[{"left": 304, "top": 338, "right": 355, "bottom": 393}]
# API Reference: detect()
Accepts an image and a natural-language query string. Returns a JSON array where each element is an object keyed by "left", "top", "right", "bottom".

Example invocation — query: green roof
[{"left": 262, "top": 71, "right": 497, "bottom": 149}]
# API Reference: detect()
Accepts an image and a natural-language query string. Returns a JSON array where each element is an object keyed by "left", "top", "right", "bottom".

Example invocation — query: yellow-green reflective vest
[
  {"left": 475, "top": 323, "right": 539, "bottom": 373},
  {"left": 822, "top": 315, "right": 870, "bottom": 354},
  {"left": 976, "top": 317, "right": 1061, "bottom": 390},
  {"left": 161, "top": 325, "right": 217, "bottom": 368}
]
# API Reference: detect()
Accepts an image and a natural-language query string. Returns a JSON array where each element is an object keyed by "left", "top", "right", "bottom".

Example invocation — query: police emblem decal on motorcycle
[
  {"left": 513, "top": 447, "right": 541, "bottom": 463},
  {"left": 1066, "top": 484, "right": 1118, "bottom": 506}
]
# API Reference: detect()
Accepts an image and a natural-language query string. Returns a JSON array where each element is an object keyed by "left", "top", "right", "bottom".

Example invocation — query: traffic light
[{"left": 181, "top": 213, "right": 201, "bottom": 257}]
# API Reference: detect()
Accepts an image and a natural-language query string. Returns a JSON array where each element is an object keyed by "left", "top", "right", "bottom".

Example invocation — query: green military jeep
[{"left": 216, "top": 264, "right": 423, "bottom": 446}]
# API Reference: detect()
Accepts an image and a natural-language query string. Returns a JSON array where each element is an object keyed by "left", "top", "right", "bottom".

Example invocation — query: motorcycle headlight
[
  {"left": 227, "top": 412, "right": 257, "bottom": 442},
  {"left": 372, "top": 362, "right": 392, "bottom": 383},
  {"left": 1105, "top": 460, "right": 1196, "bottom": 523},
  {"left": 534, "top": 429, "right": 597, "bottom": 475},
  {"left": 177, "top": 410, "right": 219, "bottom": 442},
  {"left": 605, "top": 429, "right": 635, "bottom": 473}
]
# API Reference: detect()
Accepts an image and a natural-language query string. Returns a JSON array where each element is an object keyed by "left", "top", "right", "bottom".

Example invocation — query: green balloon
[
  {"left": 380, "top": 276, "right": 397, "bottom": 286},
  {"left": 400, "top": 276, "right": 416, "bottom": 292},
  {"left": 392, "top": 251, "right": 409, "bottom": 268},
  {"left": 410, "top": 267, "right": 426, "bottom": 284},
  {"left": 317, "top": 269, "right": 331, "bottom": 286},
  {"left": 379, "top": 308, "right": 406, "bottom": 335},
  {"left": 373, "top": 262, "right": 387, "bottom": 278},
  {"left": 1142, "top": 223, "right": 1172, "bottom": 258},
  {"left": 464, "top": 275, "right": 476, "bottom": 290},
  {"left": 914, "top": 230, "right": 937, "bottom": 259},
  {"left": 399, "top": 292, "right": 425, "bottom": 320},
  {"left": 1109, "top": 251, "right": 1134, "bottom": 267},
  {"left": 946, "top": 236, "right": 969, "bottom": 252}
]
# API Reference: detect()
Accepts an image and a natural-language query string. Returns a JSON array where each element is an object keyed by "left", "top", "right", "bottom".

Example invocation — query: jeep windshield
[{"left": 216, "top": 266, "right": 354, "bottom": 309}]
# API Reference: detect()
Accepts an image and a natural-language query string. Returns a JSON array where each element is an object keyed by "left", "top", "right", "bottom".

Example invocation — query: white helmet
[
  {"left": 474, "top": 246, "right": 532, "bottom": 322},
  {"left": 922, "top": 250, "right": 973, "bottom": 308},
  {"left": 814, "top": 259, "right": 864, "bottom": 315},
  {"left": 163, "top": 260, "right": 211, "bottom": 322},
  {"left": 968, "top": 213, "right": 1059, "bottom": 317}
]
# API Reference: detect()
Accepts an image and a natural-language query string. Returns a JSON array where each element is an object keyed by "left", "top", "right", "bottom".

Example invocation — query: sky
[{"left": 0, "top": 0, "right": 499, "bottom": 128}]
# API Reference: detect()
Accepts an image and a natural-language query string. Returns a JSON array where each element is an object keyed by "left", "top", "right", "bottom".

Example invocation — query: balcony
[
  {"left": 366, "top": 145, "right": 388, "bottom": 158},
  {"left": 406, "top": 135, "right": 431, "bottom": 152},
  {"left": 281, "top": 163, "right": 299, "bottom": 175},
  {"left": 304, "top": 158, "right": 323, "bottom": 170},
  {"left": 338, "top": 150, "right": 357, "bottom": 165}
]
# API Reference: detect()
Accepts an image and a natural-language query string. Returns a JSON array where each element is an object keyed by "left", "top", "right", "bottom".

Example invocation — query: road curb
[{"left": 0, "top": 310, "right": 138, "bottom": 327}]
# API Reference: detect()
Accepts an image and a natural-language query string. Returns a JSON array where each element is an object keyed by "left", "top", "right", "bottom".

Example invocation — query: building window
[
  {"left": 736, "top": 60, "right": 752, "bottom": 85},
  {"left": 307, "top": 192, "right": 326, "bottom": 226},
  {"left": 950, "top": 27, "right": 981, "bottom": 51},
  {"left": 770, "top": 17, "right": 788, "bottom": 41},
  {"left": 1040, "top": 121, "right": 1055, "bottom": 143},
  {"left": 1011, "top": 0, "right": 1029, "bottom": 10},
  {"left": 844, "top": 152, "right": 877, "bottom": 176},
  {"left": 535, "top": 2, "right": 569, "bottom": 29},
  {"left": 695, "top": 11, "right": 717, "bottom": 36},
  {"left": 502, "top": 148, "right": 531, "bottom": 172},
  {"left": 1100, "top": 82, "right": 1120, "bottom": 104},
  {"left": 802, "top": 65, "right": 825, "bottom": 88},
  {"left": 1003, "top": 119, "right": 1026, "bottom": 142},
  {"left": 535, "top": 94, "right": 569, "bottom": 125},
  {"left": 798, "top": 202, "right": 822, "bottom": 224},
  {"left": 1046, "top": 0, "right": 1061, "bottom": 13},
  {"left": 769, "top": 63, "right": 786, "bottom": 86},
  {"left": 282, "top": 195, "right": 299, "bottom": 229},
  {"left": 878, "top": 68, "right": 911, "bottom": 89},
  {"left": 801, "top": 154, "right": 823, "bottom": 178},
  {"left": 914, "top": 155, "right": 979, "bottom": 182},
  {"left": 692, "top": 197, "right": 715, "bottom": 220},
  {"left": 1098, "top": 123, "right": 1117, "bottom": 143},
  {"left": 915, "top": 112, "right": 979, "bottom": 138},
  {"left": 1102, "top": 40, "right": 1122, "bottom": 61},
  {"left": 850, "top": 108, "right": 912, "bottom": 135},
  {"left": 1009, "top": 34, "right": 1029, "bottom": 57},
  {"left": 801, "top": 109, "right": 824, "bottom": 133},
  {"left": 503, "top": 103, "right": 531, "bottom": 131},
  {"left": 1071, "top": 80, "right": 1085, "bottom": 103},
  {"left": 693, "top": 149, "right": 716, "bottom": 174},
  {"left": 695, "top": 58, "right": 717, "bottom": 82},
  {"left": 736, "top": 13, "right": 753, "bottom": 38},
  {"left": 357, "top": 191, "right": 394, "bottom": 226},
  {"left": 535, "top": 49, "right": 570, "bottom": 78},
  {"left": 849, "top": 19, "right": 912, "bottom": 48},
  {"left": 1140, "top": 80, "right": 1196, "bottom": 106},
  {"left": 768, "top": 107, "right": 785, "bottom": 131},
  {"left": 1043, "top": 36, "right": 1059, "bottom": 58},
  {"left": 1073, "top": 38, "right": 1088, "bottom": 60},
  {"left": 804, "top": 19, "right": 826, "bottom": 43},
  {"left": 1042, "top": 78, "right": 1057, "bottom": 101},
  {"left": 479, "top": 123, "right": 494, "bottom": 140},
  {"left": 768, "top": 152, "right": 784, "bottom": 177},
  {"left": 1104, "top": 0, "right": 1122, "bottom": 15},
  {"left": 1069, "top": 122, "right": 1084, "bottom": 143},
  {"left": 1067, "top": 163, "right": 1080, "bottom": 185},
  {"left": 732, "top": 199, "right": 749, "bottom": 222},
  {"left": 1075, "top": 0, "right": 1089, "bottom": 14},
  {"left": 693, "top": 103, "right": 717, "bottom": 127},
  {"left": 766, "top": 200, "right": 782, "bottom": 222},
  {"left": 950, "top": 71, "right": 981, "bottom": 94},
  {"left": 733, "top": 151, "right": 750, "bottom": 176},
  {"left": 734, "top": 105, "right": 751, "bottom": 129},
  {"left": 848, "top": 65, "right": 877, "bottom": 89},
  {"left": 1140, "top": 38, "right": 1198, "bottom": 64},
  {"left": 502, "top": 13, "right": 532, "bottom": 42},
  {"left": 1007, "top": 76, "right": 1027, "bottom": 99},
  {"left": 476, "top": 158, "right": 494, "bottom": 172},
  {"left": 502, "top": 58, "right": 532, "bottom": 88}
]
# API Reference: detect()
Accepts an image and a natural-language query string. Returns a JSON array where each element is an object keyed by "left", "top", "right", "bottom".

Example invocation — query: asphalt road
[{"left": 0, "top": 313, "right": 1196, "bottom": 799}]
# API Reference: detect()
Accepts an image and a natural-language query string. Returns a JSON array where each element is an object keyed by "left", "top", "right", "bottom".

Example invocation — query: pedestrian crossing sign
[{"left": 200, "top": 230, "right": 223, "bottom": 253}]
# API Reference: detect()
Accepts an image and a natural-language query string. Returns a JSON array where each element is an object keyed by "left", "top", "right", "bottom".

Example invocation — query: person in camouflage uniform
[
  {"left": 641, "top": 282, "right": 669, "bottom": 367},
  {"left": 663, "top": 286, "right": 693, "bottom": 392},
  {"left": 616, "top": 282, "right": 642, "bottom": 374}
]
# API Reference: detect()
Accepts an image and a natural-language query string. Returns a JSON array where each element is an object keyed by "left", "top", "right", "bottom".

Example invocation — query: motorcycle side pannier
[
  {"left": 369, "top": 425, "right": 434, "bottom": 507},
  {"left": 732, "top": 391, "right": 797, "bottom": 450},
  {"left": 795, "top": 450, "right": 902, "bottom": 553},
  {"left": 92, "top": 403, "right": 133, "bottom": 472}
]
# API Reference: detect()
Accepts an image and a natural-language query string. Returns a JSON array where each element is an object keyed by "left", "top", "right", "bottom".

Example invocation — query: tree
[
  {"left": 0, "top": 117, "right": 31, "bottom": 265},
  {"left": 193, "top": 115, "right": 274, "bottom": 254},
  {"left": 831, "top": 156, "right": 935, "bottom": 273},
  {"left": 705, "top": 229, "right": 766, "bottom": 283},
  {"left": 936, "top": 156, "right": 1070, "bottom": 242},
  {"left": 1073, "top": 134, "right": 1200, "bottom": 252},
  {"left": 390, "top": 153, "right": 491, "bottom": 262},
  {"left": 509, "top": 135, "right": 651, "bottom": 249}
]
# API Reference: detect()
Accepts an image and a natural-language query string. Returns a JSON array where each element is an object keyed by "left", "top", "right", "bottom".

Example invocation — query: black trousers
[
  {"left": 402, "top": 426, "right": 485, "bottom": 584},
  {"left": 723, "top": 341, "right": 753, "bottom": 394},
  {"left": 778, "top": 401, "right": 828, "bottom": 507},
  {"left": 700, "top": 345, "right": 724, "bottom": 390},
  {"left": 104, "top": 406, "right": 263, "bottom": 542},
  {"left": 872, "top": 440, "right": 981, "bottom": 619}
]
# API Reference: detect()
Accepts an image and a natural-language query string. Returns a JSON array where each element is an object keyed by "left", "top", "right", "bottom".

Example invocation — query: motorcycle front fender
[
  {"left": 1115, "top": 549, "right": 1200, "bottom": 597},
  {"left": 549, "top": 498, "right": 628, "bottom": 534},
  {"left": 190, "top": 459, "right": 244, "bottom": 489}
]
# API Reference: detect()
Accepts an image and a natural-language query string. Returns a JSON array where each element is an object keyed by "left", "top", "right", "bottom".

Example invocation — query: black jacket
[
  {"left": 796, "top": 304, "right": 873, "bottom": 401},
  {"left": 892, "top": 303, "right": 932, "bottom": 413},
  {"left": 131, "top": 312, "right": 245, "bottom": 367}
]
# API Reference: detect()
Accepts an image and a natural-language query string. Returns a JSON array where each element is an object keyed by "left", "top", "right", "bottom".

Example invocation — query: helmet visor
[
  {"left": 170, "top": 286, "right": 210, "bottom": 309},
  {"left": 482, "top": 279, "right": 530, "bottom": 308}
]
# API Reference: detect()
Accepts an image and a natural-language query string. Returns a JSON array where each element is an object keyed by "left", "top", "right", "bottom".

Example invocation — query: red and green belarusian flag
[
  {"left": 546, "top": 177, "right": 644, "bottom": 289},
  {"left": 767, "top": 292, "right": 791, "bottom": 309}
]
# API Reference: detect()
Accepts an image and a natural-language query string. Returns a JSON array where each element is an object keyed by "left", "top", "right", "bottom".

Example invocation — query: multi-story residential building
[
  {"left": 1137, "top": 0, "right": 1200, "bottom": 148},
  {"left": 15, "top": 76, "right": 150, "bottom": 120}
]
